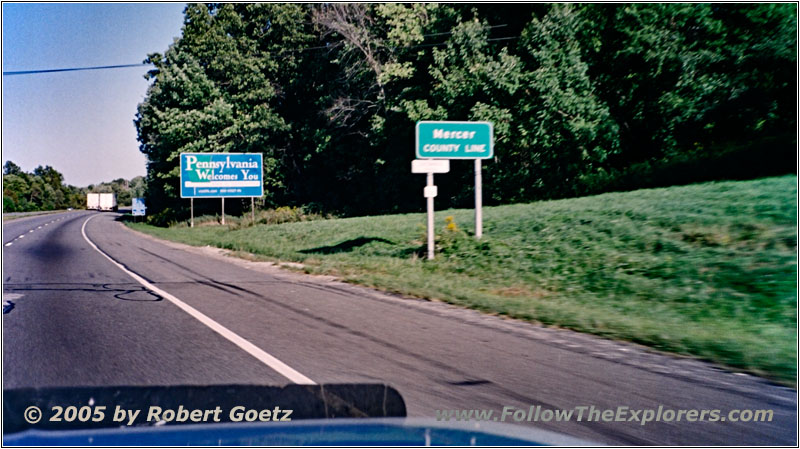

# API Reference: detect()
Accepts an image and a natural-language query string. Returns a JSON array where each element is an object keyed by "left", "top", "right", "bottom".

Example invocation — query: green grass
[{"left": 128, "top": 176, "right": 797, "bottom": 383}]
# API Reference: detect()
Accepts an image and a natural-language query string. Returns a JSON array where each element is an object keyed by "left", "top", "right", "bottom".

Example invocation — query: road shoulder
[{"left": 119, "top": 220, "right": 796, "bottom": 402}]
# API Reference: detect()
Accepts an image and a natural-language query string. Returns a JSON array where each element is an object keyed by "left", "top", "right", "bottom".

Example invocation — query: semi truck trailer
[
  {"left": 87, "top": 193, "right": 100, "bottom": 210},
  {"left": 99, "top": 193, "right": 117, "bottom": 211},
  {"left": 87, "top": 193, "right": 117, "bottom": 211}
]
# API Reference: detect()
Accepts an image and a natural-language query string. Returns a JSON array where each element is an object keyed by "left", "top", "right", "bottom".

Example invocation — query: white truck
[
  {"left": 86, "top": 193, "right": 100, "bottom": 210},
  {"left": 99, "top": 193, "right": 117, "bottom": 212},
  {"left": 87, "top": 193, "right": 117, "bottom": 211}
]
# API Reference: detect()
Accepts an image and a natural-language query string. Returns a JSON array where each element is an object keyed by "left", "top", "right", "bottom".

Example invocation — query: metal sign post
[
  {"left": 475, "top": 159, "right": 482, "bottom": 239},
  {"left": 412, "top": 159, "right": 449, "bottom": 260},
  {"left": 425, "top": 173, "right": 438, "bottom": 260},
  {"left": 251, "top": 197, "right": 256, "bottom": 225},
  {"left": 191, "top": 198, "right": 194, "bottom": 228},
  {"left": 221, "top": 198, "right": 225, "bottom": 225}
]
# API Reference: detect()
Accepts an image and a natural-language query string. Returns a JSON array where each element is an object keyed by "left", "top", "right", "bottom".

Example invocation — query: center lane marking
[{"left": 80, "top": 214, "right": 315, "bottom": 385}]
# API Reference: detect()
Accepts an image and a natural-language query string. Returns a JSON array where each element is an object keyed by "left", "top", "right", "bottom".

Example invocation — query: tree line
[
  {"left": 2, "top": 160, "right": 146, "bottom": 212},
  {"left": 87, "top": 176, "right": 146, "bottom": 208},
  {"left": 2, "top": 161, "right": 84, "bottom": 212},
  {"left": 135, "top": 3, "right": 796, "bottom": 225}
]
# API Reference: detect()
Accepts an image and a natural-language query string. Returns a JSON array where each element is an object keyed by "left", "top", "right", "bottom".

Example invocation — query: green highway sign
[{"left": 416, "top": 121, "right": 493, "bottom": 159}]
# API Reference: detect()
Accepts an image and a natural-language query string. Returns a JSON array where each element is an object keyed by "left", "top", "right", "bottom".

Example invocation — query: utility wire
[
  {"left": 421, "top": 23, "right": 507, "bottom": 38},
  {"left": 3, "top": 62, "right": 151, "bottom": 76},
  {"left": 410, "top": 35, "right": 520, "bottom": 49},
  {"left": 291, "top": 24, "right": 511, "bottom": 53},
  {"left": 3, "top": 28, "right": 519, "bottom": 76}
]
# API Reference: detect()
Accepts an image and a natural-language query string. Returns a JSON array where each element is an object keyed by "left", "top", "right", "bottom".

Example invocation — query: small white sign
[
  {"left": 412, "top": 159, "right": 450, "bottom": 174},
  {"left": 424, "top": 186, "right": 438, "bottom": 198}
]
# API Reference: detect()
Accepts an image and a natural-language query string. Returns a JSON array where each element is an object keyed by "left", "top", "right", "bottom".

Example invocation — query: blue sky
[{"left": 2, "top": 3, "right": 186, "bottom": 186}]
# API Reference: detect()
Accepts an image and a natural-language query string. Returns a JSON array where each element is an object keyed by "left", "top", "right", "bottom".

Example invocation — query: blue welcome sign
[
  {"left": 180, "top": 153, "right": 264, "bottom": 198},
  {"left": 132, "top": 197, "right": 146, "bottom": 216}
]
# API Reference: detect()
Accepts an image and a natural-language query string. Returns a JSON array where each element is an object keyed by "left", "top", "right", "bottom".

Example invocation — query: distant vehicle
[
  {"left": 99, "top": 193, "right": 117, "bottom": 212},
  {"left": 86, "top": 193, "right": 100, "bottom": 210},
  {"left": 86, "top": 193, "right": 117, "bottom": 212}
]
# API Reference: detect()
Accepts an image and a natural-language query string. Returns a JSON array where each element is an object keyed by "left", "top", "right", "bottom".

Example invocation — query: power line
[
  {"left": 271, "top": 24, "right": 512, "bottom": 54},
  {"left": 3, "top": 63, "right": 151, "bottom": 76},
  {"left": 409, "top": 35, "right": 520, "bottom": 49},
  {"left": 3, "top": 28, "right": 520, "bottom": 76},
  {"left": 421, "top": 23, "right": 507, "bottom": 38}
]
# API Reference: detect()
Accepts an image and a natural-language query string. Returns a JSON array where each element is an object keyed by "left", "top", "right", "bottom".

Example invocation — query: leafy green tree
[
  {"left": 3, "top": 196, "right": 15, "bottom": 212},
  {"left": 136, "top": 3, "right": 314, "bottom": 222},
  {"left": 3, "top": 161, "right": 23, "bottom": 176},
  {"left": 129, "top": 176, "right": 146, "bottom": 198},
  {"left": 579, "top": 3, "right": 795, "bottom": 169},
  {"left": 2, "top": 162, "right": 97, "bottom": 211},
  {"left": 510, "top": 4, "right": 619, "bottom": 199},
  {"left": 134, "top": 3, "right": 795, "bottom": 222},
  {"left": 3, "top": 173, "right": 29, "bottom": 211}
]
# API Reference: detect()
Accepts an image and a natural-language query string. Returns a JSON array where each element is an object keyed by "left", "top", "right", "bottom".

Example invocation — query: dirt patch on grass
[{"left": 491, "top": 285, "right": 552, "bottom": 298}]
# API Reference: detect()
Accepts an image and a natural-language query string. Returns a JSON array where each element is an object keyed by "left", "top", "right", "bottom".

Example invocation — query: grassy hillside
[{"left": 129, "top": 176, "right": 797, "bottom": 383}]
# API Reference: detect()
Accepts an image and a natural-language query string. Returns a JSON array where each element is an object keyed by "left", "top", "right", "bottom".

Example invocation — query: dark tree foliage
[
  {"left": 2, "top": 162, "right": 85, "bottom": 212},
  {"left": 136, "top": 3, "right": 796, "bottom": 224},
  {"left": 88, "top": 176, "right": 146, "bottom": 207},
  {"left": 2, "top": 160, "right": 145, "bottom": 212}
]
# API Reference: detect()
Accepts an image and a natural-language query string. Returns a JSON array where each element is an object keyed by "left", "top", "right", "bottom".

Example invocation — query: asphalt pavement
[{"left": 3, "top": 210, "right": 797, "bottom": 444}]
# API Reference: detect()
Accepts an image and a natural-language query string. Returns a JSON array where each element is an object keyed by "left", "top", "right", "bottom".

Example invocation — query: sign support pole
[
  {"left": 221, "top": 198, "right": 225, "bottom": 225},
  {"left": 251, "top": 197, "right": 255, "bottom": 225},
  {"left": 475, "top": 159, "right": 482, "bottom": 239},
  {"left": 427, "top": 173, "right": 435, "bottom": 260},
  {"left": 190, "top": 198, "right": 194, "bottom": 228}
]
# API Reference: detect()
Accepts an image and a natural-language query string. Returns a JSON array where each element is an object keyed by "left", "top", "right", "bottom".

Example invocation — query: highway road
[{"left": 3, "top": 210, "right": 796, "bottom": 444}]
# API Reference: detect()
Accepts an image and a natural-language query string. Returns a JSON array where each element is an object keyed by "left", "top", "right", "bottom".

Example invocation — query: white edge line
[{"left": 80, "top": 214, "right": 315, "bottom": 385}]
